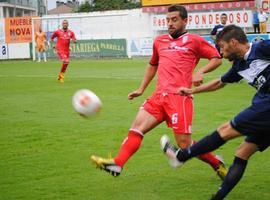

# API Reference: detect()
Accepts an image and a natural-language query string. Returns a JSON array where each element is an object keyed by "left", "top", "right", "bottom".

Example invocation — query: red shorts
[
  {"left": 57, "top": 51, "right": 70, "bottom": 63},
  {"left": 142, "top": 93, "right": 193, "bottom": 134}
]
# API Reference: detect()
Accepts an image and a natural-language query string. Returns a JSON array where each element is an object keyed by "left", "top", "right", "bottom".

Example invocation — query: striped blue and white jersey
[
  {"left": 211, "top": 24, "right": 226, "bottom": 36},
  {"left": 221, "top": 40, "right": 270, "bottom": 93}
]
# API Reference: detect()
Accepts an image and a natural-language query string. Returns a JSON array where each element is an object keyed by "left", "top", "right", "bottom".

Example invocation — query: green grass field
[{"left": 0, "top": 59, "right": 269, "bottom": 200}]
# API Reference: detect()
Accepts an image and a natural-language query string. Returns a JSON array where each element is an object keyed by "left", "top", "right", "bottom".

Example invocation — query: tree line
[{"left": 78, "top": 0, "right": 141, "bottom": 12}]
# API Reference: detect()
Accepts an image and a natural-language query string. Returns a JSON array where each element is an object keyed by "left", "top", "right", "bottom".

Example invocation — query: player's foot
[
  {"left": 90, "top": 155, "right": 122, "bottom": 177},
  {"left": 37, "top": 60, "right": 41, "bottom": 62},
  {"left": 215, "top": 157, "right": 228, "bottom": 180},
  {"left": 58, "top": 72, "right": 64, "bottom": 83},
  {"left": 160, "top": 135, "right": 183, "bottom": 168},
  {"left": 44, "top": 59, "right": 47, "bottom": 62}
]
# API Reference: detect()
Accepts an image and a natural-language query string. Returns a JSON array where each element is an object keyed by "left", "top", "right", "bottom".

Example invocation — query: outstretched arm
[
  {"left": 193, "top": 58, "right": 222, "bottom": 86},
  {"left": 178, "top": 78, "right": 226, "bottom": 95},
  {"left": 128, "top": 64, "right": 157, "bottom": 100}
]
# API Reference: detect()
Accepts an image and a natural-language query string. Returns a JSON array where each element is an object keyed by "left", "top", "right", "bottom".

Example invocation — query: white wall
[
  {"left": 41, "top": 9, "right": 154, "bottom": 40},
  {"left": 8, "top": 43, "right": 30, "bottom": 59}
]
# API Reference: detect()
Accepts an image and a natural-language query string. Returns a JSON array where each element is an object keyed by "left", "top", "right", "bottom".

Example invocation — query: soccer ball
[{"left": 72, "top": 89, "right": 102, "bottom": 117}]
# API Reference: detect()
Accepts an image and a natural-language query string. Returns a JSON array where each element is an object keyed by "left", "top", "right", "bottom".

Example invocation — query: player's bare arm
[
  {"left": 210, "top": 35, "right": 216, "bottom": 41},
  {"left": 50, "top": 32, "right": 57, "bottom": 49},
  {"left": 128, "top": 64, "right": 157, "bottom": 100},
  {"left": 193, "top": 58, "right": 222, "bottom": 86},
  {"left": 179, "top": 78, "right": 226, "bottom": 95}
]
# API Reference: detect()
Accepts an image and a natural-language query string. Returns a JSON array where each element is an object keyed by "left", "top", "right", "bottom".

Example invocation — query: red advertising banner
[
  {"left": 142, "top": 0, "right": 255, "bottom": 13},
  {"left": 142, "top": 0, "right": 234, "bottom": 6}
]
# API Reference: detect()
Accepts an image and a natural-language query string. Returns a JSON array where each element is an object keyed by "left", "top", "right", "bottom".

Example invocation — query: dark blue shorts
[{"left": 230, "top": 92, "right": 270, "bottom": 151}]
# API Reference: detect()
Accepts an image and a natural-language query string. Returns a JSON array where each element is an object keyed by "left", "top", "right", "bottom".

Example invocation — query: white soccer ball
[{"left": 72, "top": 89, "right": 102, "bottom": 117}]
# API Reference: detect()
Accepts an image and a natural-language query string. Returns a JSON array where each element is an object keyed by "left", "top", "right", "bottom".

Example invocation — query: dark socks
[
  {"left": 177, "top": 130, "right": 226, "bottom": 162},
  {"left": 212, "top": 156, "right": 248, "bottom": 200}
]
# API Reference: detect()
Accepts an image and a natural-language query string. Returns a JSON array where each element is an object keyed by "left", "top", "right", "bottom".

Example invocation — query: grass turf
[{"left": 0, "top": 59, "right": 269, "bottom": 200}]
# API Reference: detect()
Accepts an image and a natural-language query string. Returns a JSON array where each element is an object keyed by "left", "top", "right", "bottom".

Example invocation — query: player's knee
[
  {"left": 177, "top": 141, "right": 190, "bottom": 149},
  {"left": 235, "top": 147, "right": 249, "bottom": 160},
  {"left": 175, "top": 134, "right": 191, "bottom": 149},
  {"left": 217, "top": 122, "right": 240, "bottom": 141},
  {"left": 235, "top": 142, "right": 257, "bottom": 160}
]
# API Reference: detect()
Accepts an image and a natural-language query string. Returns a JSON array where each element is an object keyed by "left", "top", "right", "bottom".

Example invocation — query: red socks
[
  {"left": 193, "top": 140, "right": 221, "bottom": 170},
  {"left": 114, "top": 129, "right": 143, "bottom": 167},
  {"left": 60, "top": 63, "right": 68, "bottom": 73}
]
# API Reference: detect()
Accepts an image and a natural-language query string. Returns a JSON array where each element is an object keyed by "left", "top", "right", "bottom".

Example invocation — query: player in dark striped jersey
[
  {"left": 161, "top": 25, "right": 270, "bottom": 200},
  {"left": 210, "top": 13, "right": 228, "bottom": 55}
]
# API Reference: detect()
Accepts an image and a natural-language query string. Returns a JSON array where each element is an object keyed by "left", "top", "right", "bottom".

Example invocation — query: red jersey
[
  {"left": 150, "top": 33, "right": 220, "bottom": 94},
  {"left": 51, "top": 29, "right": 76, "bottom": 52}
]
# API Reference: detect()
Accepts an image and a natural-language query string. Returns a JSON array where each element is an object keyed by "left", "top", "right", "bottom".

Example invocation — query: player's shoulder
[
  {"left": 186, "top": 33, "right": 205, "bottom": 41},
  {"left": 154, "top": 34, "right": 170, "bottom": 42},
  {"left": 68, "top": 29, "right": 75, "bottom": 34},
  {"left": 254, "top": 39, "right": 270, "bottom": 48},
  {"left": 250, "top": 40, "right": 270, "bottom": 57},
  {"left": 54, "top": 29, "right": 61, "bottom": 34},
  {"left": 215, "top": 24, "right": 223, "bottom": 28}
]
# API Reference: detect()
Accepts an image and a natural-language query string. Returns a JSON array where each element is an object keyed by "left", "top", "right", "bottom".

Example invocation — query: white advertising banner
[
  {"left": 0, "top": 19, "right": 5, "bottom": 43},
  {"left": 8, "top": 43, "right": 30, "bottom": 59},
  {"left": 152, "top": 10, "right": 253, "bottom": 30},
  {"left": 0, "top": 43, "right": 8, "bottom": 60},
  {"left": 130, "top": 38, "right": 153, "bottom": 56}
]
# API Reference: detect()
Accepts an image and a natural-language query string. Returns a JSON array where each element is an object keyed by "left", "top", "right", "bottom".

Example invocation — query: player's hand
[
  {"left": 177, "top": 87, "right": 193, "bottom": 96},
  {"left": 52, "top": 45, "right": 56, "bottom": 49},
  {"left": 128, "top": 90, "right": 143, "bottom": 100},
  {"left": 192, "top": 71, "right": 203, "bottom": 86}
]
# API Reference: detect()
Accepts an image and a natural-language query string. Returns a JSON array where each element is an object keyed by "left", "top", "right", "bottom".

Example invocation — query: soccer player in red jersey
[
  {"left": 91, "top": 5, "right": 227, "bottom": 179},
  {"left": 50, "top": 20, "right": 76, "bottom": 83}
]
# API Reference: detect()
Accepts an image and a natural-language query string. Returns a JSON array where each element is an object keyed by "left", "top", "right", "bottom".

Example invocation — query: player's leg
[
  {"left": 173, "top": 132, "right": 227, "bottom": 179},
  {"left": 41, "top": 45, "right": 47, "bottom": 62},
  {"left": 162, "top": 94, "right": 227, "bottom": 179},
  {"left": 213, "top": 130, "right": 270, "bottom": 199},
  {"left": 43, "top": 51, "right": 47, "bottom": 62},
  {"left": 114, "top": 109, "right": 160, "bottom": 166},
  {"left": 178, "top": 122, "right": 241, "bottom": 162},
  {"left": 37, "top": 48, "right": 41, "bottom": 62},
  {"left": 161, "top": 122, "right": 241, "bottom": 166},
  {"left": 91, "top": 109, "right": 160, "bottom": 176},
  {"left": 211, "top": 141, "right": 258, "bottom": 200},
  {"left": 162, "top": 95, "right": 268, "bottom": 163},
  {"left": 57, "top": 52, "right": 69, "bottom": 83},
  {"left": 91, "top": 95, "right": 162, "bottom": 176}
]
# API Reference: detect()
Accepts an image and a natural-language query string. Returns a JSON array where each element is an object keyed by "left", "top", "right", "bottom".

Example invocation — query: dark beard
[
  {"left": 227, "top": 53, "right": 239, "bottom": 61},
  {"left": 169, "top": 29, "right": 186, "bottom": 39}
]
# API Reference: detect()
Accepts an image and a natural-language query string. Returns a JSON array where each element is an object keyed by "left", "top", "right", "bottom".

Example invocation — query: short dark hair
[
  {"left": 221, "top": 13, "right": 227, "bottom": 17},
  {"left": 168, "top": 5, "right": 188, "bottom": 20},
  {"left": 216, "top": 25, "right": 248, "bottom": 44}
]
